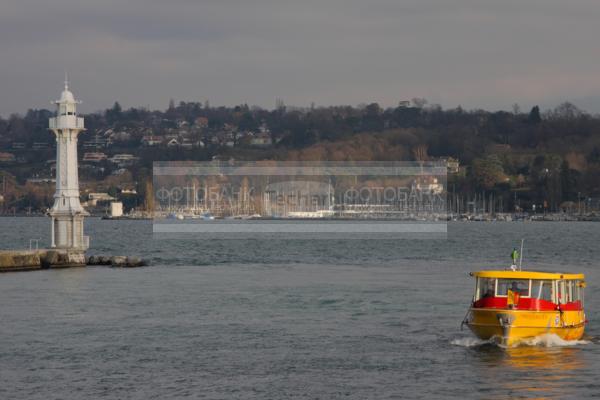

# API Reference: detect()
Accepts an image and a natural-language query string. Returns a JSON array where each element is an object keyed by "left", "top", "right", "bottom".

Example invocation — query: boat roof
[{"left": 471, "top": 270, "right": 585, "bottom": 280}]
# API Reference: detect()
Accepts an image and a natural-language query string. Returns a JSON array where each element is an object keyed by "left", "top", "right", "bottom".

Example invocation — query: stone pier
[{"left": 0, "top": 249, "right": 86, "bottom": 272}]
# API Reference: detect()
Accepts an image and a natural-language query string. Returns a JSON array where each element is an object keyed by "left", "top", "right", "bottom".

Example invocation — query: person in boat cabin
[{"left": 507, "top": 282, "right": 521, "bottom": 308}]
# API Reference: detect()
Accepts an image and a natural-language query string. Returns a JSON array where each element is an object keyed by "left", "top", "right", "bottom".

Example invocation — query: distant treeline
[{"left": 1, "top": 99, "right": 600, "bottom": 213}]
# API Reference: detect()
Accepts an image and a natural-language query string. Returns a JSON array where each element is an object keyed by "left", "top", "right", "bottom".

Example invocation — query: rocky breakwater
[{"left": 87, "top": 255, "right": 147, "bottom": 268}]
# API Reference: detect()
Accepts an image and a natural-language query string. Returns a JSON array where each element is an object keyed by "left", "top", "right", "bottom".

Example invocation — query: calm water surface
[{"left": 0, "top": 217, "right": 598, "bottom": 399}]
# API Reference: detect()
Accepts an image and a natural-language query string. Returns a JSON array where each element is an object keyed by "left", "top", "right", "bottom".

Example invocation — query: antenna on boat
[{"left": 519, "top": 238, "right": 524, "bottom": 271}]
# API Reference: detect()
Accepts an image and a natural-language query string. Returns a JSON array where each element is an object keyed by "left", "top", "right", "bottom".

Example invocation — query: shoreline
[{"left": 2, "top": 214, "right": 599, "bottom": 222}]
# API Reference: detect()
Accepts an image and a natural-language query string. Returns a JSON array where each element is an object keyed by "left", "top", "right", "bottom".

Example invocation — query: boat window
[
  {"left": 573, "top": 280, "right": 584, "bottom": 303},
  {"left": 497, "top": 279, "right": 530, "bottom": 297},
  {"left": 533, "top": 280, "right": 553, "bottom": 301},
  {"left": 566, "top": 281, "right": 574, "bottom": 303},
  {"left": 576, "top": 281, "right": 585, "bottom": 307},
  {"left": 477, "top": 278, "right": 495, "bottom": 300},
  {"left": 557, "top": 281, "right": 564, "bottom": 304},
  {"left": 557, "top": 281, "right": 572, "bottom": 304}
]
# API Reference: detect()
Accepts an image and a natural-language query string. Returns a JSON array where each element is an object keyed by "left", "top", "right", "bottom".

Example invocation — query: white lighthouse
[{"left": 48, "top": 79, "right": 89, "bottom": 250}]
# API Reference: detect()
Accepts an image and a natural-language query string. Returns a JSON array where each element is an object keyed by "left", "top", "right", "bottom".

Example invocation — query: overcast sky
[{"left": 2, "top": 0, "right": 600, "bottom": 115}]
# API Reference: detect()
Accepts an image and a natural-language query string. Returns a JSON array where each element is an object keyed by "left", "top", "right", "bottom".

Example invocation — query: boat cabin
[{"left": 471, "top": 271, "right": 585, "bottom": 311}]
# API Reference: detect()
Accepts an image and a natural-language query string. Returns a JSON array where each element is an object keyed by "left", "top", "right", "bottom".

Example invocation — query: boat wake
[
  {"left": 451, "top": 334, "right": 591, "bottom": 349},
  {"left": 450, "top": 337, "right": 493, "bottom": 348},
  {"left": 516, "top": 334, "right": 590, "bottom": 348}
]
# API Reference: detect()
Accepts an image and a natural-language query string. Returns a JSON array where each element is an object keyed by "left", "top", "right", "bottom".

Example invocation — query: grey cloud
[{"left": 1, "top": 0, "right": 600, "bottom": 115}]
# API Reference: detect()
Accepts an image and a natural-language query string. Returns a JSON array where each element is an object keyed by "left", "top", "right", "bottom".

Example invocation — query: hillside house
[
  {"left": 141, "top": 135, "right": 163, "bottom": 146},
  {"left": 83, "top": 152, "right": 108, "bottom": 162},
  {"left": 109, "top": 154, "right": 139, "bottom": 167},
  {"left": 0, "top": 152, "right": 16, "bottom": 163}
]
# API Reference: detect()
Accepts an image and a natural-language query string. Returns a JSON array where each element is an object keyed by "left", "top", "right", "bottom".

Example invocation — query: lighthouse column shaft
[{"left": 52, "top": 128, "right": 84, "bottom": 210}]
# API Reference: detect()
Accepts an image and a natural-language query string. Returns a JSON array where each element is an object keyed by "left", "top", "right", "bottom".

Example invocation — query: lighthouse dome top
[
  {"left": 54, "top": 75, "right": 80, "bottom": 105},
  {"left": 49, "top": 77, "right": 85, "bottom": 130},
  {"left": 59, "top": 86, "right": 76, "bottom": 103}
]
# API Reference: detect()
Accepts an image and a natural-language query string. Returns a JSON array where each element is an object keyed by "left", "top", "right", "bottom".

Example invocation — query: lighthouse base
[
  {"left": 49, "top": 212, "right": 89, "bottom": 250},
  {"left": 41, "top": 249, "right": 86, "bottom": 268}
]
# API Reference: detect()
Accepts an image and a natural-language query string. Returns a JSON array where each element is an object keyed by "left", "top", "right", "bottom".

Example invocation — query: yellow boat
[{"left": 463, "top": 270, "right": 587, "bottom": 346}]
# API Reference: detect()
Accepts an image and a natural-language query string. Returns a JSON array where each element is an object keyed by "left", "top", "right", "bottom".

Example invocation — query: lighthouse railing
[{"left": 48, "top": 117, "right": 85, "bottom": 130}]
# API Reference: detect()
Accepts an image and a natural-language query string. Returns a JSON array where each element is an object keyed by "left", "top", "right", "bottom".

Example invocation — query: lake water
[{"left": 0, "top": 217, "right": 598, "bottom": 399}]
